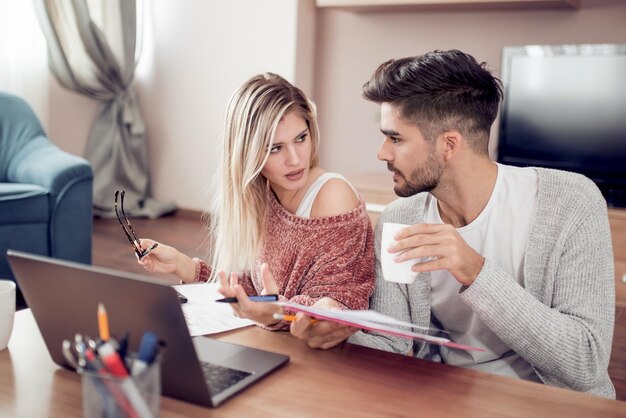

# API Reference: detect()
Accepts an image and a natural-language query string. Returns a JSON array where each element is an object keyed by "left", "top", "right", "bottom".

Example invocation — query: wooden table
[{"left": 1, "top": 310, "right": 625, "bottom": 417}]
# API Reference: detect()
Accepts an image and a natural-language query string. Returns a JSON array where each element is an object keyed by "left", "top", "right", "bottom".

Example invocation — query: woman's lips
[{"left": 286, "top": 169, "right": 304, "bottom": 181}]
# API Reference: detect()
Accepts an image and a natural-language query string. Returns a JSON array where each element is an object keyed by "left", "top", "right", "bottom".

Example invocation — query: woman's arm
[
  {"left": 137, "top": 239, "right": 197, "bottom": 282},
  {"left": 310, "top": 177, "right": 360, "bottom": 218}
]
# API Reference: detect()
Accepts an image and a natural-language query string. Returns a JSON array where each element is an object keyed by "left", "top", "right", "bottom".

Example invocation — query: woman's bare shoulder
[{"left": 310, "top": 176, "right": 360, "bottom": 218}]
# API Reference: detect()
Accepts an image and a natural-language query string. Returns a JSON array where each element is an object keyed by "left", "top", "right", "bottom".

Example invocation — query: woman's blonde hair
[{"left": 208, "top": 73, "right": 320, "bottom": 278}]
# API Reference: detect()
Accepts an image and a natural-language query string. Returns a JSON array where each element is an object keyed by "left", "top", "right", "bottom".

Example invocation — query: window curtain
[
  {"left": 34, "top": 0, "right": 175, "bottom": 218},
  {"left": 0, "top": 0, "right": 48, "bottom": 125}
]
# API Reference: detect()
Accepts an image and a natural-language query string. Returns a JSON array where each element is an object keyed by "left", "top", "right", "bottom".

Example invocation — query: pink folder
[{"left": 280, "top": 302, "right": 484, "bottom": 352}]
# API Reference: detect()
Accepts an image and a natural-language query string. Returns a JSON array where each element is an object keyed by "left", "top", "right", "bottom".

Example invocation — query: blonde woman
[{"left": 138, "top": 73, "right": 375, "bottom": 347}]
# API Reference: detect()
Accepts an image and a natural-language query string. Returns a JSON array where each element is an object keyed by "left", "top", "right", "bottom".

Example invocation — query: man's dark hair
[{"left": 363, "top": 50, "right": 503, "bottom": 154}]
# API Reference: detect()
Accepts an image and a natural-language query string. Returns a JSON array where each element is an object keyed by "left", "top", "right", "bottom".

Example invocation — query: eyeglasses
[{"left": 114, "top": 190, "right": 158, "bottom": 258}]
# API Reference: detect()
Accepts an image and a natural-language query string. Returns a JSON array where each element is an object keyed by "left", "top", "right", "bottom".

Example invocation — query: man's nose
[{"left": 377, "top": 137, "right": 392, "bottom": 162}]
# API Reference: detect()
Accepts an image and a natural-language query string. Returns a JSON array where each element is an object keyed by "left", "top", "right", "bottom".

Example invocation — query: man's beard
[{"left": 389, "top": 151, "right": 443, "bottom": 198}]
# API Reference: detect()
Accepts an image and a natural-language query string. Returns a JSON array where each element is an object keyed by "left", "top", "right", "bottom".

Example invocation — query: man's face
[{"left": 377, "top": 103, "right": 443, "bottom": 197}]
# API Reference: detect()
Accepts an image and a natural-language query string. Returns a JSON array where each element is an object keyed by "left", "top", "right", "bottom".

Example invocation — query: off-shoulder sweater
[{"left": 196, "top": 189, "right": 376, "bottom": 330}]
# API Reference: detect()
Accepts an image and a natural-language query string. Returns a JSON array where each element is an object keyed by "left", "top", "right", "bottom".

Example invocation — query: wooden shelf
[
  {"left": 609, "top": 208, "right": 626, "bottom": 309},
  {"left": 349, "top": 172, "right": 396, "bottom": 225},
  {"left": 316, "top": 0, "right": 580, "bottom": 12}
]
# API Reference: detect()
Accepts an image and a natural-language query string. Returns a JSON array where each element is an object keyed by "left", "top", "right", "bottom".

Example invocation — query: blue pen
[
  {"left": 131, "top": 331, "right": 159, "bottom": 377},
  {"left": 215, "top": 294, "right": 279, "bottom": 303}
]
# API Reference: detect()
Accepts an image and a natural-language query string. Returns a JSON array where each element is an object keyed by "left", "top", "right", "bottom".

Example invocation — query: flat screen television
[{"left": 497, "top": 44, "right": 626, "bottom": 208}]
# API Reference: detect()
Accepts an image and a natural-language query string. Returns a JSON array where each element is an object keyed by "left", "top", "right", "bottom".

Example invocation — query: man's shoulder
[
  {"left": 380, "top": 193, "right": 428, "bottom": 225},
  {"left": 535, "top": 166, "right": 595, "bottom": 187},
  {"left": 535, "top": 167, "right": 604, "bottom": 204},
  {"left": 534, "top": 167, "right": 607, "bottom": 219}
]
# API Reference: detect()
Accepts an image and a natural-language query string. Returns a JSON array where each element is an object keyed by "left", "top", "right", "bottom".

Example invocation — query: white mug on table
[{"left": 0, "top": 280, "right": 16, "bottom": 350}]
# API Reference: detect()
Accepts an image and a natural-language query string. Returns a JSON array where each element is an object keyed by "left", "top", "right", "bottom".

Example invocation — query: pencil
[
  {"left": 273, "top": 313, "right": 318, "bottom": 324},
  {"left": 97, "top": 303, "right": 110, "bottom": 341}
]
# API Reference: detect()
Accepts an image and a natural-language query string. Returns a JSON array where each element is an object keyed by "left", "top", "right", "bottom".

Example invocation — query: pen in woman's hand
[
  {"left": 273, "top": 313, "right": 318, "bottom": 324},
  {"left": 215, "top": 294, "right": 279, "bottom": 303}
]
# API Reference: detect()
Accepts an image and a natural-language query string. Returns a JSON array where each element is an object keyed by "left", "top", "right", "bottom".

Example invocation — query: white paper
[
  {"left": 271, "top": 302, "right": 495, "bottom": 352},
  {"left": 277, "top": 302, "right": 449, "bottom": 342},
  {"left": 337, "top": 309, "right": 433, "bottom": 332},
  {"left": 173, "top": 283, "right": 253, "bottom": 336}
]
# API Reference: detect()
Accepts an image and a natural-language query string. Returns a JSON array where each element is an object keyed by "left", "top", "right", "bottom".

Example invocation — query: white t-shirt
[{"left": 426, "top": 163, "right": 541, "bottom": 382}]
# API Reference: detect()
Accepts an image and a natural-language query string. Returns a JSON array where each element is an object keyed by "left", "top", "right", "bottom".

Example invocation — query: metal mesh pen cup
[{"left": 82, "top": 355, "right": 161, "bottom": 418}]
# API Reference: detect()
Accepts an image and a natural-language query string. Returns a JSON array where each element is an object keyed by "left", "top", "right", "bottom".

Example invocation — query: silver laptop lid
[{"left": 7, "top": 250, "right": 288, "bottom": 407}]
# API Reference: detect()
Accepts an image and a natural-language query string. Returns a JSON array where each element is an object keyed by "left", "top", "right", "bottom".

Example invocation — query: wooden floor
[
  {"left": 91, "top": 211, "right": 626, "bottom": 401},
  {"left": 92, "top": 211, "right": 209, "bottom": 286}
]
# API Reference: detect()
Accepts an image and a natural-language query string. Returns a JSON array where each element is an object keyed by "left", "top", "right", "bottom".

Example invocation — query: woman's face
[{"left": 261, "top": 111, "right": 312, "bottom": 194}]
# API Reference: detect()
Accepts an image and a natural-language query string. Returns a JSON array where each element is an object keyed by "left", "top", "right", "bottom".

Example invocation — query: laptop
[{"left": 7, "top": 250, "right": 289, "bottom": 407}]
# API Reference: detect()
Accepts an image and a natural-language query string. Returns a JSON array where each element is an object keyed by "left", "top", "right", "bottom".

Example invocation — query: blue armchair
[{"left": 0, "top": 92, "right": 93, "bottom": 306}]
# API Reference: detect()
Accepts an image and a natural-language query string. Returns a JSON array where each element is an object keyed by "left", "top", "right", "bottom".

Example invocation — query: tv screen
[{"left": 497, "top": 44, "right": 626, "bottom": 207}]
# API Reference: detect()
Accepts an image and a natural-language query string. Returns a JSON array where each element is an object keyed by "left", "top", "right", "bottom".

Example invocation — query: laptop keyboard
[{"left": 200, "top": 361, "right": 252, "bottom": 395}]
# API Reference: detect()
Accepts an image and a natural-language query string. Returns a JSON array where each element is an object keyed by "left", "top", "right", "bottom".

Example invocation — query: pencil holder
[{"left": 82, "top": 355, "right": 161, "bottom": 418}]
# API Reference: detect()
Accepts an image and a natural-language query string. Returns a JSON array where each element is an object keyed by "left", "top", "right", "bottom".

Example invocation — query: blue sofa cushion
[
  {"left": 0, "top": 183, "right": 49, "bottom": 224},
  {"left": 0, "top": 91, "right": 93, "bottom": 308},
  {"left": 0, "top": 94, "right": 45, "bottom": 182}
]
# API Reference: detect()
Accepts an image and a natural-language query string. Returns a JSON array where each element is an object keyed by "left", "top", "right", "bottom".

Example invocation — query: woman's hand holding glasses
[
  {"left": 114, "top": 190, "right": 200, "bottom": 282},
  {"left": 136, "top": 239, "right": 198, "bottom": 283},
  {"left": 114, "top": 190, "right": 158, "bottom": 258}
]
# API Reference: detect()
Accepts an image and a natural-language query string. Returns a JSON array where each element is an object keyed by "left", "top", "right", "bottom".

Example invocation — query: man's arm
[
  {"left": 348, "top": 215, "right": 416, "bottom": 354},
  {"left": 460, "top": 196, "right": 615, "bottom": 397}
]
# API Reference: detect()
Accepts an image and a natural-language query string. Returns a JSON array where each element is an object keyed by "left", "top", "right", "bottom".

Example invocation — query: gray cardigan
[{"left": 349, "top": 168, "right": 616, "bottom": 399}]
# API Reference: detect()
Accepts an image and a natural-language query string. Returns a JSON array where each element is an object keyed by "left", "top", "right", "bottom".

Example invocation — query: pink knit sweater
[{"left": 197, "top": 189, "right": 376, "bottom": 330}]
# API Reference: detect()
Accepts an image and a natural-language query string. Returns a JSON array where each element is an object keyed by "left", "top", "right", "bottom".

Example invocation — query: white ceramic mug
[
  {"left": 381, "top": 222, "right": 419, "bottom": 284},
  {"left": 0, "top": 280, "right": 16, "bottom": 351}
]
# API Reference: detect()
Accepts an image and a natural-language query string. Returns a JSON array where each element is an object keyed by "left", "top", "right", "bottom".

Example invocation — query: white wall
[
  {"left": 0, "top": 0, "right": 49, "bottom": 128},
  {"left": 314, "top": 0, "right": 626, "bottom": 179},
  {"left": 44, "top": 0, "right": 626, "bottom": 210},
  {"left": 46, "top": 0, "right": 315, "bottom": 211}
]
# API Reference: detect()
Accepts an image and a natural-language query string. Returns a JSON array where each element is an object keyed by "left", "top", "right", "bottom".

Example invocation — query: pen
[
  {"left": 98, "top": 341, "right": 154, "bottom": 418},
  {"left": 118, "top": 332, "right": 130, "bottom": 370},
  {"left": 98, "top": 303, "right": 110, "bottom": 341},
  {"left": 215, "top": 294, "right": 279, "bottom": 303},
  {"left": 131, "top": 331, "right": 159, "bottom": 377},
  {"left": 85, "top": 346, "right": 138, "bottom": 418},
  {"left": 273, "top": 313, "right": 318, "bottom": 324}
]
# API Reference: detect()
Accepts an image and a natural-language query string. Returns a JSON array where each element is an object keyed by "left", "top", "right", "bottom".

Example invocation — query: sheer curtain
[
  {"left": 0, "top": 0, "right": 49, "bottom": 125},
  {"left": 34, "top": 0, "right": 175, "bottom": 218}
]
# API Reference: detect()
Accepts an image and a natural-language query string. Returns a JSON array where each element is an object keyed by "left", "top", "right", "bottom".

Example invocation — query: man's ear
[{"left": 440, "top": 131, "right": 462, "bottom": 161}]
